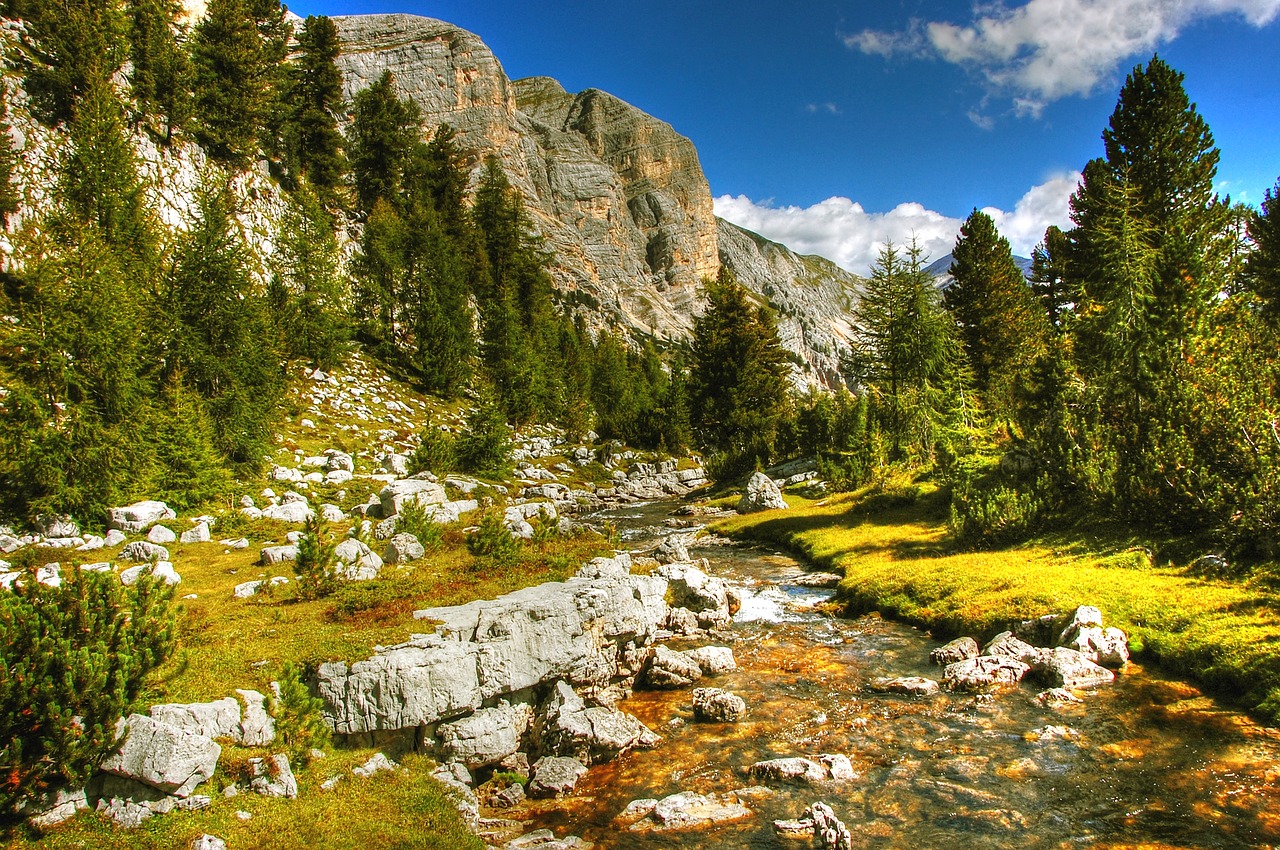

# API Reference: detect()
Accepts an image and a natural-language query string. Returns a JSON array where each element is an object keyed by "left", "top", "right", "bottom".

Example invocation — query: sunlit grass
[{"left": 716, "top": 486, "right": 1280, "bottom": 723}]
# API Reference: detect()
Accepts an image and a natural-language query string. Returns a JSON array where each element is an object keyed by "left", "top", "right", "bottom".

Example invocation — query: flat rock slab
[
  {"left": 628, "top": 791, "right": 754, "bottom": 833},
  {"left": 99, "top": 714, "right": 221, "bottom": 798},
  {"left": 943, "top": 656, "right": 1031, "bottom": 692},
  {"left": 869, "top": 676, "right": 940, "bottom": 697}
]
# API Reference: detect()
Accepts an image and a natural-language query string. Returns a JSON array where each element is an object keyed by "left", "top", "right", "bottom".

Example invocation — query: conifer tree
[
  {"left": 945, "top": 209, "right": 1048, "bottom": 421},
  {"left": 21, "top": 0, "right": 126, "bottom": 123},
  {"left": 281, "top": 15, "right": 345, "bottom": 197},
  {"left": 347, "top": 71, "right": 421, "bottom": 217},
  {"left": 0, "top": 569, "right": 175, "bottom": 813},
  {"left": 1247, "top": 178, "right": 1280, "bottom": 321},
  {"left": 126, "top": 0, "right": 190, "bottom": 141},
  {"left": 271, "top": 184, "right": 350, "bottom": 371},
  {"left": 1028, "top": 224, "right": 1072, "bottom": 327},
  {"left": 165, "top": 177, "right": 284, "bottom": 468},
  {"left": 149, "top": 371, "right": 232, "bottom": 509},
  {"left": 689, "top": 270, "right": 791, "bottom": 464},
  {"left": 0, "top": 90, "right": 22, "bottom": 225}
]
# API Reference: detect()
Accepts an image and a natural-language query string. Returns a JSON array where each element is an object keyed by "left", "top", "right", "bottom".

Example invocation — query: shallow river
[{"left": 515, "top": 502, "right": 1280, "bottom": 849}]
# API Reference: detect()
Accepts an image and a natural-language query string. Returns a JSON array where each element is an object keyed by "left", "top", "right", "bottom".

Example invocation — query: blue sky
[{"left": 289, "top": 0, "right": 1280, "bottom": 274}]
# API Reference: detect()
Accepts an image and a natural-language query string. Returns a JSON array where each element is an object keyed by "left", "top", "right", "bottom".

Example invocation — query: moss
[{"left": 716, "top": 489, "right": 1280, "bottom": 725}]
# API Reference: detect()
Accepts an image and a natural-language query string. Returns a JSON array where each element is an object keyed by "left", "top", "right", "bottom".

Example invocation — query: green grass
[{"left": 715, "top": 485, "right": 1280, "bottom": 724}]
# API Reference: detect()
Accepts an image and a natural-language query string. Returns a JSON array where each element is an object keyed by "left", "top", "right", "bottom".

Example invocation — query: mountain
[
  {"left": 925, "top": 252, "right": 1034, "bottom": 289},
  {"left": 331, "top": 14, "right": 859, "bottom": 386}
]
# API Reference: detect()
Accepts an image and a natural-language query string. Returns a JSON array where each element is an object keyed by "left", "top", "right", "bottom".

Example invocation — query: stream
[{"left": 512, "top": 501, "right": 1280, "bottom": 849}]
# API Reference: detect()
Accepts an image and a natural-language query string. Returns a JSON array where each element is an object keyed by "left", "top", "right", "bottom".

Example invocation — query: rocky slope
[{"left": 331, "top": 14, "right": 860, "bottom": 387}]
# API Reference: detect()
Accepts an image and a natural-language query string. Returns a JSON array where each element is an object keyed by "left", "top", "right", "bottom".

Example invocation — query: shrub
[
  {"left": 409, "top": 428, "right": 456, "bottom": 476},
  {"left": 394, "top": 498, "right": 444, "bottom": 551},
  {"left": 0, "top": 569, "right": 175, "bottom": 813},
  {"left": 466, "top": 508, "right": 519, "bottom": 566},
  {"left": 294, "top": 514, "right": 339, "bottom": 600},
  {"left": 455, "top": 397, "right": 512, "bottom": 478},
  {"left": 949, "top": 469, "right": 1055, "bottom": 547},
  {"left": 270, "top": 662, "right": 330, "bottom": 761}
]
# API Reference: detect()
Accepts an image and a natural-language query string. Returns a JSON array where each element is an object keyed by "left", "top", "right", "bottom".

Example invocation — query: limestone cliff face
[
  {"left": 717, "top": 219, "right": 861, "bottom": 388},
  {"left": 331, "top": 13, "right": 857, "bottom": 386}
]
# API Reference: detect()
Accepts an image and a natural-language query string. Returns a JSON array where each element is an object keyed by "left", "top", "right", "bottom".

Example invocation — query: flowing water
[{"left": 511, "top": 502, "right": 1280, "bottom": 849}]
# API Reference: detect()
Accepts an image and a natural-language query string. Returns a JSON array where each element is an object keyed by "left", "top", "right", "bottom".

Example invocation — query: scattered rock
[
  {"left": 692, "top": 687, "right": 746, "bottom": 722},
  {"left": 334, "top": 538, "right": 382, "bottom": 580},
  {"left": 352, "top": 752, "right": 397, "bottom": 777},
  {"left": 749, "top": 757, "right": 829, "bottom": 785},
  {"left": 869, "top": 676, "right": 940, "bottom": 697},
  {"left": 146, "top": 525, "right": 176, "bottom": 544},
  {"left": 943, "top": 656, "right": 1030, "bottom": 692},
  {"left": 179, "top": 522, "right": 211, "bottom": 544},
  {"left": 983, "top": 631, "right": 1044, "bottom": 664},
  {"left": 150, "top": 698, "right": 241, "bottom": 742},
  {"left": 806, "top": 801, "right": 853, "bottom": 850},
  {"left": 930, "top": 636, "right": 980, "bottom": 666},
  {"left": 641, "top": 645, "right": 703, "bottom": 689},
  {"left": 235, "top": 689, "right": 275, "bottom": 747},
  {"left": 439, "top": 702, "right": 533, "bottom": 769},
  {"left": 737, "top": 471, "right": 788, "bottom": 513},
  {"left": 1032, "top": 647, "right": 1115, "bottom": 689},
  {"left": 190, "top": 836, "right": 227, "bottom": 850},
  {"left": 248, "top": 753, "right": 297, "bottom": 799},
  {"left": 527, "top": 756, "right": 589, "bottom": 798},
  {"left": 108, "top": 501, "right": 175, "bottom": 533},
  {"left": 684, "top": 645, "right": 736, "bottom": 675},
  {"left": 120, "top": 541, "right": 169, "bottom": 562},
  {"left": 99, "top": 714, "right": 221, "bottom": 798},
  {"left": 383, "top": 532, "right": 425, "bottom": 565},
  {"left": 629, "top": 790, "right": 753, "bottom": 833}
]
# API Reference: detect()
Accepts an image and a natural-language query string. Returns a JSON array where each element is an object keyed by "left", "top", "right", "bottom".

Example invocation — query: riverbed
[{"left": 510, "top": 502, "right": 1280, "bottom": 849}]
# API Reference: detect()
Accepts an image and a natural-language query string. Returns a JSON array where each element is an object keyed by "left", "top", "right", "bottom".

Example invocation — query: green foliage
[
  {"left": 409, "top": 428, "right": 457, "bottom": 477},
  {"left": 294, "top": 514, "right": 339, "bottom": 601},
  {"left": 149, "top": 372, "right": 233, "bottom": 509},
  {"left": 20, "top": 0, "right": 126, "bottom": 123},
  {"left": 394, "top": 498, "right": 443, "bottom": 552},
  {"left": 1247, "top": 178, "right": 1280, "bottom": 320},
  {"left": 0, "top": 569, "right": 175, "bottom": 813},
  {"left": 846, "top": 240, "right": 973, "bottom": 464},
  {"left": 689, "top": 270, "right": 792, "bottom": 466},
  {"left": 270, "top": 662, "right": 330, "bottom": 761},
  {"left": 347, "top": 71, "right": 420, "bottom": 217},
  {"left": 270, "top": 184, "right": 350, "bottom": 371},
  {"left": 126, "top": 0, "right": 190, "bottom": 140},
  {"left": 0, "top": 91, "right": 21, "bottom": 224},
  {"left": 465, "top": 508, "right": 520, "bottom": 566},
  {"left": 280, "top": 15, "right": 346, "bottom": 197},
  {"left": 190, "top": 0, "right": 288, "bottom": 166},
  {"left": 165, "top": 176, "right": 285, "bottom": 468},
  {"left": 454, "top": 390, "right": 512, "bottom": 478},
  {"left": 948, "top": 463, "right": 1055, "bottom": 548},
  {"left": 945, "top": 209, "right": 1049, "bottom": 421}
]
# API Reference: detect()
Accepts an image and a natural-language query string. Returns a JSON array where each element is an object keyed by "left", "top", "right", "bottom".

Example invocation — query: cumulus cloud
[
  {"left": 713, "top": 173, "right": 1082, "bottom": 276},
  {"left": 846, "top": 0, "right": 1280, "bottom": 110}
]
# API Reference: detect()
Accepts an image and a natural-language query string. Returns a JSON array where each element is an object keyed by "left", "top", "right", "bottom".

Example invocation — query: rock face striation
[{"left": 330, "top": 14, "right": 861, "bottom": 388}]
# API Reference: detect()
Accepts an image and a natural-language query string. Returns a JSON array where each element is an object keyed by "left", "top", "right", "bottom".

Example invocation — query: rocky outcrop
[
  {"left": 738, "top": 471, "right": 788, "bottom": 513},
  {"left": 329, "top": 14, "right": 859, "bottom": 388}
]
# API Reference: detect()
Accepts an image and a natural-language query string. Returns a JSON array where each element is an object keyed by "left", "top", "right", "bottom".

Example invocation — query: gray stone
[
  {"left": 631, "top": 790, "right": 753, "bottom": 833},
  {"left": 248, "top": 753, "right": 297, "bottom": 799},
  {"left": 334, "top": 538, "right": 383, "bottom": 580},
  {"left": 25, "top": 788, "right": 88, "bottom": 829},
  {"left": 120, "top": 541, "right": 169, "bottom": 562},
  {"left": 99, "top": 714, "right": 221, "bottom": 797},
  {"left": 108, "top": 501, "right": 176, "bottom": 535},
  {"left": 383, "top": 532, "right": 425, "bottom": 565},
  {"left": 320, "top": 503, "right": 347, "bottom": 523},
  {"left": 943, "top": 656, "right": 1030, "bottom": 692},
  {"left": 527, "top": 756, "right": 588, "bottom": 798},
  {"left": 1032, "top": 647, "right": 1116, "bottom": 689},
  {"left": 379, "top": 477, "right": 448, "bottom": 517},
  {"left": 352, "top": 752, "right": 397, "bottom": 777},
  {"left": 748, "top": 757, "right": 829, "bottom": 784},
  {"left": 930, "top": 636, "right": 980, "bottom": 666},
  {"left": 819, "top": 753, "right": 856, "bottom": 781},
  {"left": 684, "top": 645, "right": 736, "bottom": 675},
  {"left": 806, "top": 801, "right": 853, "bottom": 850},
  {"left": 177, "top": 522, "right": 210, "bottom": 545},
  {"left": 653, "top": 533, "right": 691, "bottom": 564},
  {"left": 691, "top": 687, "right": 746, "bottom": 722},
  {"left": 236, "top": 690, "right": 276, "bottom": 747},
  {"left": 261, "top": 501, "right": 314, "bottom": 523},
  {"left": 324, "top": 450, "right": 355, "bottom": 473},
  {"left": 120, "top": 561, "right": 180, "bottom": 587},
  {"left": 191, "top": 836, "right": 228, "bottom": 850},
  {"left": 260, "top": 545, "right": 299, "bottom": 565},
  {"left": 147, "top": 525, "right": 177, "bottom": 544},
  {"left": 641, "top": 645, "right": 703, "bottom": 689},
  {"left": 439, "top": 702, "right": 533, "bottom": 769},
  {"left": 104, "top": 529, "right": 127, "bottom": 547},
  {"left": 150, "top": 698, "right": 241, "bottom": 741},
  {"left": 37, "top": 514, "right": 80, "bottom": 538},
  {"left": 381, "top": 453, "right": 409, "bottom": 476},
  {"left": 983, "top": 631, "right": 1044, "bottom": 664},
  {"left": 738, "top": 471, "right": 788, "bottom": 513},
  {"left": 537, "top": 681, "right": 661, "bottom": 765},
  {"left": 234, "top": 580, "right": 265, "bottom": 599},
  {"left": 869, "top": 676, "right": 940, "bottom": 696}
]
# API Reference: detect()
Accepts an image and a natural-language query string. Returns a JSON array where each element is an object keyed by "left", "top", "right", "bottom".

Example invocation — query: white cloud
[
  {"left": 713, "top": 173, "right": 1082, "bottom": 276},
  {"left": 847, "top": 0, "right": 1280, "bottom": 108},
  {"left": 805, "top": 102, "right": 842, "bottom": 115}
]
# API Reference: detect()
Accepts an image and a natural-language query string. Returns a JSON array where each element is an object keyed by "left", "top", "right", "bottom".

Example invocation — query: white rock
[
  {"left": 108, "top": 501, "right": 175, "bottom": 533},
  {"left": 147, "top": 525, "right": 177, "bottom": 544},
  {"left": 99, "top": 714, "right": 221, "bottom": 797},
  {"left": 179, "top": 522, "right": 211, "bottom": 544}
]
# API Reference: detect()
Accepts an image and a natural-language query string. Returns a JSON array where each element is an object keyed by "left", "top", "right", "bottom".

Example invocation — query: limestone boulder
[
  {"left": 179, "top": 522, "right": 212, "bottom": 544},
  {"left": 1032, "top": 647, "right": 1116, "bottom": 689},
  {"left": 943, "top": 656, "right": 1030, "bottom": 692},
  {"left": 930, "top": 636, "right": 979, "bottom": 666},
  {"left": 334, "top": 539, "right": 382, "bottom": 580},
  {"left": 248, "top": 753, "right": 297, "bottom": 799},
  {"left": 383, "top": 533, "right": 425, "bottom": 565},
  {"left": 691, "top": 687, "right": 746, "bottom": 722},
  {"left": 527, "top": 756, "right": 588, "bottom": 799},
  {"left": 536, "top": 681, "right": 660, "bottom": 765},
  {"left": 641, "top": 645, "right": 703, "bottom": 689},
  {"left": 120, "top": 541, "right": 169, "bottom": 563},
  {"left": 869, "top": 676, "right": 940, "bottom": 697},
  {"left": 150, "top": 698, "right": 241, "bottom": 741},
  {"left": 379, "top": 477, "right": 447, "bottom": 518},
  {"left": 684, "top": 645, "right": 736, "bottom": 675},
  {"left": 108, "top": 501, "right": 176, "bottom": 533},
  {"left": 628, "top": 790, "right": 753, "bottom": 833},
  {"left": 748, "top": 757, "right": 829, "bottom": 784},
  {"left": 983, "top": 631, "right": 1045, "bottom": 664},
  {"left": 438, "top": 702, "right": 533, "bottom": 769},
  {"left": 260, "top": 545, "right": 298, "bottom": 566},
  {"left": 147, "top": 525, "right": 176, "bottom": 544},
  {"left": 737, "top": 471, "right": 787, "bottom": 513},
  {"left": 261, "top": 502, "right": 313, "bottom": 523},
  {"left": 99, "top": 714, "right": 221, "bottom": 798}
]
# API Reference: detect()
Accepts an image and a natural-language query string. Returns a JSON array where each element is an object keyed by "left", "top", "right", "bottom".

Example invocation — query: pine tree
[
  {"left": 126, "top": 0, "right": 190, "bottom": 141},
  {"left": 165, "top": 177, "right": 284, "bottom": 468},
  {"left": 21, "top": 0, "right": 126, "bottom": 123},
  {"left": 352, "top": 197, "right": 408, "bottom": 352},
  {"left": 281, "top": 15, "right": 346, "bottom": 197},
  {"left": 689, "top": 270, "right": 792, "bottom": 464},
  {"left": 0, "top": 569, "right": 175, "bottom": 813},
  {"left": 148, "top": 371, "right": 233, "bottom": 509},
  {"left": 846, "top": 240, "right": 969, "bottom": 462},
  {"left": 1028, "top": 224, "right": 1072, "bottom": 326},
  {"left": 347, "top": 71, "right": 420, "bottom": 217},
  {"left": 1247, "top": 178, "right": 1280, "bottom": 321},
  {"left": 945, "top": 209, "right": 1048, "bottom": 422},
  {"left": 190, "top": 0, "right": 286, "bottom": 166},
  {"left": 271, "top": 184, "right": 350, "bottom": 370},
  {"left": 0, "top": 90, "right": 22, "bottom": 225}
]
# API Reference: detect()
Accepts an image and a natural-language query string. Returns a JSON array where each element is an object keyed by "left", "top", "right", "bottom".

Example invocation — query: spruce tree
[
  {"left": 271, "top": 184, "right": 350, "bottom": 371},
  {"left": 945, "top": 209, "right": 1048, "bottom": 422},
  {"left": 21, "top": 0, "right": 126, "bottom": 123},
  {"left": 1028, "top": 225, "right": 1072, "bottom": 327},
  {"left": 1247, "top": 178, "right": 1280, "bottom": 321},
  {"left": 347, "top": 71, "right": 421, "bottom": 217},
  {"left": 149, "top": 371, "right": 232, "bottom": 509},
  {"left": 281, "top": 15, "right": 346, "bottom": 197},
  {"left": 689, "top": 270, "right": 791, "bottom": 465},
  {"left": 126, "top": 0, "right": 190, "bottom": 141},
  {"left": 0, "top": 90, "right": 21, "bottom": 225}
]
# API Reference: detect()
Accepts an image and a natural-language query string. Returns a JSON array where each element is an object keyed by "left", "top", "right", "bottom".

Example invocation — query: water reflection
[{"left": 508, "top": 503, "right": 1280, "bottom": 849}]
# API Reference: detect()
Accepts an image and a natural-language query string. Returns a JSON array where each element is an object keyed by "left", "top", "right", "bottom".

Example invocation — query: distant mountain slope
[
  {"left": 331, "top": 14, "right": 859, "bottom": 387},
  {"left": 925, "top": 252, "right": 1034, "bottom": 289}
]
